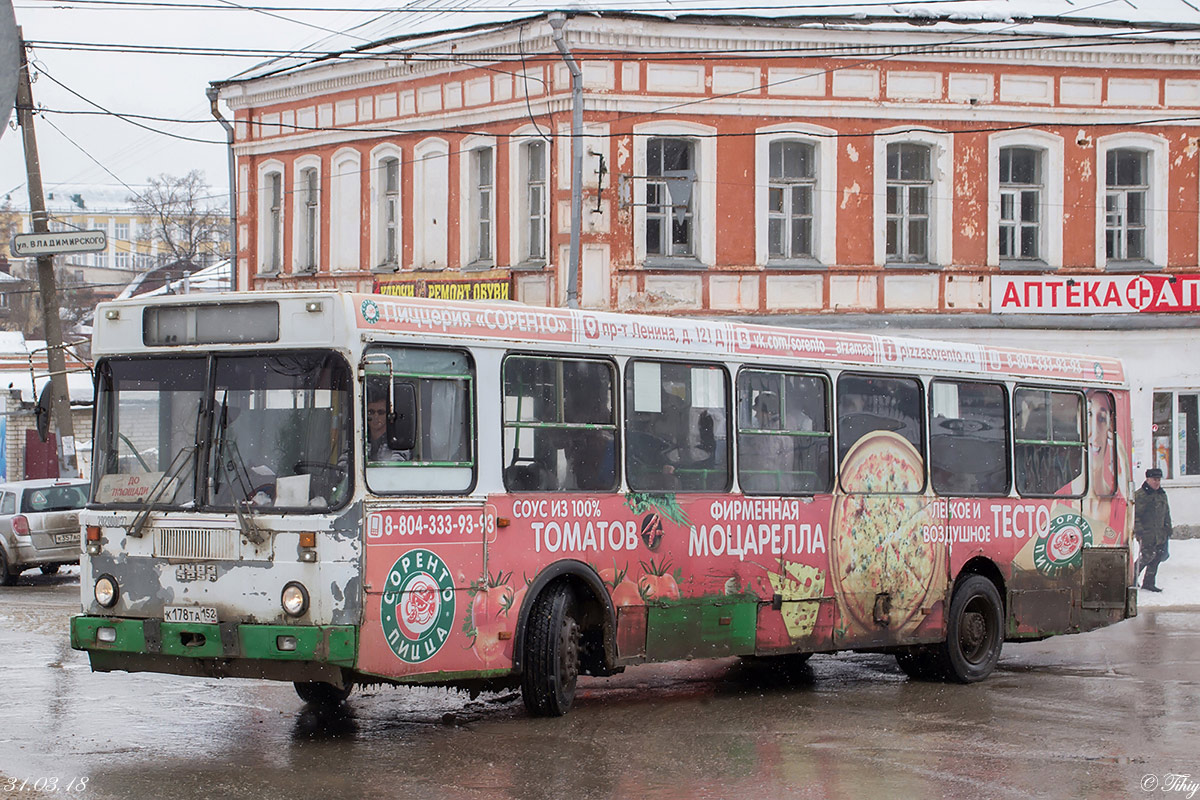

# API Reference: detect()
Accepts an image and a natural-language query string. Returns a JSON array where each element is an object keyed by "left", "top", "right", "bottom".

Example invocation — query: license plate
[
  {"left": 54, "top": 533, "right": 77, "bottom": 544},
  {"left": 163, "top": 605, "right": 218, "bottom": 625}
]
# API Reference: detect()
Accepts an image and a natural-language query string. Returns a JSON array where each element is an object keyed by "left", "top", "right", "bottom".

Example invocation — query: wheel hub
[{"left": 961, "top": 611, "right": 987, "bottom": 656}]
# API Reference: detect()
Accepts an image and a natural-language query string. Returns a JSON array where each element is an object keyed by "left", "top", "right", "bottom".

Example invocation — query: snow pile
[{"left": 1137, "top": 538, "right": 1200, "bottom": 609}]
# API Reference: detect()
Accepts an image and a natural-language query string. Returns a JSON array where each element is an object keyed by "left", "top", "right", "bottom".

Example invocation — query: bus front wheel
[
  {"left": 521, "top": 582, "right": 581, "bottom": 717},
  {"left": 940, "top": 575, "right": 1004, "bottom": 683},
  {"left": 294, "top": 680, "right": 352, "bottom": 706}
]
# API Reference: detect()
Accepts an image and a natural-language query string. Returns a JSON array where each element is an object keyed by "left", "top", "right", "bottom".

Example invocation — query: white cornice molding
[
  {"left": 221, "top": 17, "right": 1200, "bottom": 110},
  {"left": 232, "top": 89, "right": 1200, "bottom": 157}
]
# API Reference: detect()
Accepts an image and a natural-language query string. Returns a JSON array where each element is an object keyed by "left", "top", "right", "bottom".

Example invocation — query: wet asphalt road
[{"left": 1, "top": 572, "right": 1198, "bottom": 800}]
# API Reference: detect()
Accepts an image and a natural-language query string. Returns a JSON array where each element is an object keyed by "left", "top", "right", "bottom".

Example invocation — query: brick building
[{"left": 213, "top": 5, "right": 1200, "bottom": 526}]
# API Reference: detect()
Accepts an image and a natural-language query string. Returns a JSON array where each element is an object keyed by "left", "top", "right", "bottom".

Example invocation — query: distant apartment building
[
  {"left": 213, "top": 6, "right": 1200, "bottom": 527},
  {"left": 1, "top": 184, "right": 226, "bottom": 302}
]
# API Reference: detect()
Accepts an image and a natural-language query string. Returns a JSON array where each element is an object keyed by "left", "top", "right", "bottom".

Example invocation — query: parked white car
[{"left": 0, "top": 479, "right": 89, "bottom": 585}]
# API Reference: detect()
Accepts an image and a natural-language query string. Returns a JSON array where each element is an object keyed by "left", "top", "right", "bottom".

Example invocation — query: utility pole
[{"left": 14, "top": 31, "right": 78, "bottom": 477}]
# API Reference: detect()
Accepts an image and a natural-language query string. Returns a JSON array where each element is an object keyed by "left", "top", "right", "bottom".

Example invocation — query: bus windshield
[{"left": 93, "top": 352, "right": 353, "bottom": 511}]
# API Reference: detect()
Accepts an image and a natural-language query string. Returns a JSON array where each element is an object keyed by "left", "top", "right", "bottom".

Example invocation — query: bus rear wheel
[
  {"left": 940, "top": 575, "right": 1004, "bottom": 683},
  {"left": 294, "top": 680, "right": 352, "bottom": 706},
  {"left": 521, "top": 582, "right": 581, "bottom": 717}
]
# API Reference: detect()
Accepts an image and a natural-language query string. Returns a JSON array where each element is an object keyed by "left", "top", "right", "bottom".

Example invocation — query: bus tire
[
  {"left": 939, "top": 575, "right": 1004, "bottom": 683},
  {"left": 0, "top": 550, "right": 17, "bottom": 587},
  {"left": 521, "top": 582, "right": 581, "bottom": 717},
  {"left": 293, "top": 681, "right": 352, "bottom": 706}
]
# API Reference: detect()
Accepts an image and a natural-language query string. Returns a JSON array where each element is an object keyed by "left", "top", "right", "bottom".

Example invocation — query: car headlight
[
  {"left": 94, "top": 575, "right": 118, "bottom": 608},
  {"left": 281, "top": 582, "right": 309, "bottom": 617}
]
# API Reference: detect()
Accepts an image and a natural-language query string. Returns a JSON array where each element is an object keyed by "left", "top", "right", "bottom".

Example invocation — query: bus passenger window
[
  {"left": 625, "top": 361, "right": 730, "bottom": 492},
  {"left": 1014, "top": 388, "right": 1084, "bottom": 497},
  {"left": 362, "top": 347, "right": 474, "bottom": 494},
  {"left": 836, "top": 373, "right": 924, "bottom": 493},
  {"left": 930, "top": 381, "right": 1010, "bottom": 496},
  {"left": 737, "top": 370, "right": 831, "bottom": 495},
  {"left": 502, "top": 356, "right": 618, "bottom": 492}
]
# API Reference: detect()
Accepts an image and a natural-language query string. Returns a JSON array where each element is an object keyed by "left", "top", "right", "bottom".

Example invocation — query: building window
[
  {"left": 1106, "top": 148, "right": 1148, "bottom": 262},
  {"left": 415, "top": 139, "right": 449, "bottom": 270},
  {"left": 886, "top": 143, "right": 932, "bottom": 263},
  {"left": 521, "top": 140, "right": 547, "bottom": 265},
  {"left": 329, "top": 149, "right": 361, "bottom": 270},
  {"left": 999, "top": 147, "right": 1042, "bottom": 261},
  {"left": 115, "top": 251, "right": 129, "bottom": 269},
  {"left": 767, "top": 140, "right": 815, "bottom": 261},
  {"left": 1152, "top": 391, "right": 1200, "bottom": 479},
  {"left": 114, "top": 222, "right": 129, "bottom": 241},
  {"left": 381, "top": 157, "right": 400, "bottom": 267},
  {"left": 646, "top": 137, "right": 696, "bottom": 259},
  {"left": 469, "top": 147, "right": 493, "bottom": 266},
  {"left": 297, "top": 166, "right": 319, "bottom": 273},
  {"left": 370, "top": 147, "right": 402, "bottom": 272},
  {"left": 259, "top": 168, "right": 284, "bottom": 274}
]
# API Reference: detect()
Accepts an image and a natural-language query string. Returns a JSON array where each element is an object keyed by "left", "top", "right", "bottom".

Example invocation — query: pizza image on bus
[{"left": 831, "top": 432, "right": 946, "bottom": 639}]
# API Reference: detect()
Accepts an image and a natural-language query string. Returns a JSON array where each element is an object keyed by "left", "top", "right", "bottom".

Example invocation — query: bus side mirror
[{"left": 389, "top": 382, "right": 416, "bottom": 452}]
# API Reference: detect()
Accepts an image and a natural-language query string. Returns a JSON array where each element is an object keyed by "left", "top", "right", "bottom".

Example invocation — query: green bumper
[{"left": 71, "top": 616, "right": 357, "bottom": 666}]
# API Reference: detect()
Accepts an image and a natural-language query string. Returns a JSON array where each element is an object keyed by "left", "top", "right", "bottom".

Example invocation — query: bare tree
[{"left": 132, "top": 171, "right": 228, "bottom": 266}]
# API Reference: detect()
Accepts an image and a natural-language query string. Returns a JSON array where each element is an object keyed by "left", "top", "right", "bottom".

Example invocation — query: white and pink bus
[{"left": 72, "top": 291, "right": 1135, "bottom": 715}]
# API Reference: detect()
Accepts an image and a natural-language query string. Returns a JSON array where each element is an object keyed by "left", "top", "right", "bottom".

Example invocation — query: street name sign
[{"left": 11, "top": 230, "right": 108, "bottom": 257}]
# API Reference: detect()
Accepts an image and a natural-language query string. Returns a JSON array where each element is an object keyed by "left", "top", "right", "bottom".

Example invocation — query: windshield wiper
[
  {"left": 128, "top": 445, "right": 196, "bottom": 539},
  {"left": 211, "top": 391, "right": 266, "bottom": 545}
]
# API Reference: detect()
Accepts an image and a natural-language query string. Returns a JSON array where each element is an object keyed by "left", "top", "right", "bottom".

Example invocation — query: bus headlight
[
  {"left": 281, "top": 582, "right": 309, "bottom": 617},
  {"left": 94, "top": 575, "right": 119, "bottom": 608}
]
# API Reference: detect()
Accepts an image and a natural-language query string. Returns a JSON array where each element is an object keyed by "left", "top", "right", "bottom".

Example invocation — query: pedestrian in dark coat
[{"left": 1135, "top": 468, "right": 1172, "bottom": 592}]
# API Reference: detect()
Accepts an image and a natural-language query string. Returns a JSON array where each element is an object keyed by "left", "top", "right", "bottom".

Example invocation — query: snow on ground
[{"left": 1136, "top": 538, "right": 1200, "bottom": 609}]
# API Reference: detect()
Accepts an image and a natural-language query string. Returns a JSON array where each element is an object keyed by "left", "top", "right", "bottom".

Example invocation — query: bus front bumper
[{"left": 71, "top": 616, "right": 357, "bottom": 681}]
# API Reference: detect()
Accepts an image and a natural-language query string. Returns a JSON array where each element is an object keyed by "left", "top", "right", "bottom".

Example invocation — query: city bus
[{"left": 71, "top": 291, "right": 1136, "bottom": 715}]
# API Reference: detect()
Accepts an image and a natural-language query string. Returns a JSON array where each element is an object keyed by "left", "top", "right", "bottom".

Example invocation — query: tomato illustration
[
  {"left": 638, "top": 558, "right": 682, "bottom": 600},
  {"left": 464, "top": 571, "right": 517, "bottom": 667},
  {"left": 601, "top": 562, "right": 645, "bottom": 606}
]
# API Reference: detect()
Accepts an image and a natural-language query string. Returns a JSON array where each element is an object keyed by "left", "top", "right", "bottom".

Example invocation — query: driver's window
[{"left": 363, "top": 346, "right": 475, "bottom": 494}]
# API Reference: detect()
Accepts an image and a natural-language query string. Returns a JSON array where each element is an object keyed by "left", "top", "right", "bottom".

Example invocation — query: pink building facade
[{"left": 214, "top": 9, "right": 1200, "bottom": 526}]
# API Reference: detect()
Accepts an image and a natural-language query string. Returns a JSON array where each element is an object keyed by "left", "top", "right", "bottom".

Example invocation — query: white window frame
[
  {"left": 414, "top": 137, "right": 449, "bottom": 270},
  {"left": 291, "top": 155, "right": 321, "bottom": 274},
  {"left": 632, "top": 120, "right": 716, "bottom": 267},
  {"left": 987, "top": 130, "right": 1063, "bottom": 268},
  {"left": 508, "top": 130, "right": 550, "bottom": 268},
  {"left": 755, "top": 124, "right": 837, "bottom": 267},
  {"left": 873, "top": 129, "right": 952, "bottom": 267},
  {"left": 256, "top": 159, "right": 285, "bottom": 275},
  {"left": 329, "top": 147, "right": 362, "bottom": 271},
  {"left": 458, "top": 135, "right": 497, "bottom": 269},
  {"left": 370, "top": 144, "right": 403, "bottom": 272},
  {"left": 1096, "top": 133, "right": 1168, "bottom": 270}
]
